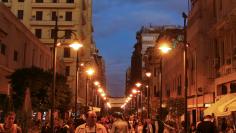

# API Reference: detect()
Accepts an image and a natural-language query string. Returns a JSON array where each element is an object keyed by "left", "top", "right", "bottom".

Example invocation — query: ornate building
[{"left": 1, "top": 0, "right": 106, "bottom": 107}]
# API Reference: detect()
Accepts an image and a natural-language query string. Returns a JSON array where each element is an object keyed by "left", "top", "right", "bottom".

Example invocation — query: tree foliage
[
  {"left": 166, "top": 97, "right": 185, "bottom": 117},
  {"left": 8, "top": 67, "right": 73, "bottom": 112}
]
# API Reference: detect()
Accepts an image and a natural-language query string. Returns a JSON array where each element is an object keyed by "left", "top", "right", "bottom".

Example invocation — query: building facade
[
  {"left": 0, "top": 3, "right": 59, "bottom": 94},
  {"left": 1, "top": 0, "right": 105, "bottom": 106}
]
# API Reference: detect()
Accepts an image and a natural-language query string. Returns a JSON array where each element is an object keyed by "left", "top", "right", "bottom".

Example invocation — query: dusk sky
[{"left": 93, "top": 0, "right": 188, "bottom": 97}]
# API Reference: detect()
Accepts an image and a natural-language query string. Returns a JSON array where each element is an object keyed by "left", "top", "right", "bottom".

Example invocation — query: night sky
[{"left": 93, "top": 0, "right": 188, "bottom": 97}]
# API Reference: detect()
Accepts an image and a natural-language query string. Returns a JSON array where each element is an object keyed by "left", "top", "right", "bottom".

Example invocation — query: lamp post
[
  {"left": 70, "top": 42, "right": 83, "bottom": 119},
  {"left": 135, "top": 82, "right": 142, "bottom": 116},
  {"left": 159, "top": 57, "right": 163, "bottom": 118},
  {"left": 158, "top": 42, "right": 172, "bottom": 119},
  {"left": 182, "top": 12, "right": 188, "bottom": 132},
  {"left": 85, "top": 68, "right": 95, "bottom": 108},
  {"left": 51, "top": 16, "right": 83, "bottom": 132},
  {"left": 51, "top": 15, "right": 58, "bottom": 133},
  {"left": 145, "top": 72, "right": 151, "bottom": 118},
  {"left": 94, "top": 81, "right": 100, "bottom": 107}
]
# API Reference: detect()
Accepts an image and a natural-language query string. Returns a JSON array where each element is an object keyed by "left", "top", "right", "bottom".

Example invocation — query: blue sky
[{"left": 93, "top": 0, "right": 188, "bottom": 97}]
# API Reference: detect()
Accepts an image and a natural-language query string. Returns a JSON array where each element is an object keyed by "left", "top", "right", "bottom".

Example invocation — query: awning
[{"left": 204, "top": 93, "right": 236, "bottom": 117}]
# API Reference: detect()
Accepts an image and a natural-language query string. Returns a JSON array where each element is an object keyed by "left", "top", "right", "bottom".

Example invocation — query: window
[
  {"left": 177, "top": 86, "right": 182, "bottom": 96},
  {"left": 154, "top": 67, "right": 157, "bottom": 77},
  {"left": 51, "top": 11, "right": 57, "bottom": 21},
  {"left": 36, "top": 11, "right": 43, "bottom": 20},
  {"left": 154, "top": 85, "right": 157, "bottom": 97},
  {"left": 35, "top": 29, "right": 42, "bottom": 38},
  {"left": 82, "top": 14, "right": 86, "bottom": 25},
  {"left": 0, "top": 42, "right": 6, "bottom": 55},
  {"left": 66, "top": 0, "right": 74, "bottom": 3},
  {"left": 36, "top": 0, "right": 43, "bottom": 3},
  {"left": 166, "top": 87, "right": 170, "bottom": 97},
  {"left": 18, "top": 0, "right": 24, "bottom": 2},
  {"left": 221, "top": 85, "right": 227, "bottom": 95},
  {"left": 65, "top": 12, "right": 72, "bottom": 21},
  {"left": 17, "top": 10, "right": 24, "bottom": 20},
  {"left": 13, "top": 50, "right": 18, "bottom": 61},
  {"left": 51, "top": 29, "right": 56, "bottom": 39},
  {"left": 64, "top": 30, "right": 71, "bottom": 39},
  {"left": 64, "top": 47, "right": 70, "bottom": 58},
  {"left": 177, "top": 75, "right": 182, "bottom": 95},
  {"left": 230, "top": 83, "right": 236, "bottom": 93},
  {"left": 65, "top": 66, "right": 70, "bottom": 76}
]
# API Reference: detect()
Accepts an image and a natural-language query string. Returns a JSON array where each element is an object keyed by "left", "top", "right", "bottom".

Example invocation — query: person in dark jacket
[{"left": 197, "top": 115, "right": 218, "bottom": 133}]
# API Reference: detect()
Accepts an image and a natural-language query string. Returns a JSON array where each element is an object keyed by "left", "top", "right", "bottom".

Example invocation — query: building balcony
[
  {"left": 40, "top": 38, "right": 54, "bottom": 44},
  {"left": 30, "top": 20, "right": 74, "bottom": 26},
  {"left": 219, "top": 64, "right": 233, "bottom": 76},
  {"left": 3, "top": 2, "right": 11, "bottom": 7},
  {"left": 62, "top": 57, "right": 75, "bottom": 63},
  {"left": 31, "top": 2, "right": 76, "bottom": 9}
]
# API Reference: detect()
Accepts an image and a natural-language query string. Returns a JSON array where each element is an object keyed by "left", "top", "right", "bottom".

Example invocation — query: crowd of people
[{"left": 0, "top": 111, "right": 235, "bottom": 133}]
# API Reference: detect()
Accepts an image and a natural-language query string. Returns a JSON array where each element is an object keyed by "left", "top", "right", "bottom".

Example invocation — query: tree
[
  {"left": 166, "top": 97, "right": 185, "bottom": 117},
  {"left": 8, "top": 67, "right": 73, "bottom": 112}
]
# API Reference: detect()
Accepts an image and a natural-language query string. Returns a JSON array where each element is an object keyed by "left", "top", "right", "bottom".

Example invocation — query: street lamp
[
  {"left": 70, "top": 42, "right": 83, "bottom": 120},
  {"left": 145, "top": 72, "right": 151, "bottom": 118},
  {"left": 158, "top": 42, "right": 172, "bottom": 119},
  {"left": 85, "top": 68, "right": 95, "bottom": 108},
  {"left": 94, "top": 81, "right": 100, "bottom": 106},
  {"left": 135, "top": 82, "right": 142, "bottom": 116},
  {"left": 51, "top": 16, "right": 83, "bottom": 132},
  {"left": 183, "top": 12, "right": 188, "bottom": 132}
]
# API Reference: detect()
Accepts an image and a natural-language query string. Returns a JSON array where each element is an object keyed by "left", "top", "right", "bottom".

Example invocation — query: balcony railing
[
  {"left": 30, "top": 20, "right": 74, "bottom": 26},
  {"left": 31, "top": 2, "right": 76, "bottom": 9}
]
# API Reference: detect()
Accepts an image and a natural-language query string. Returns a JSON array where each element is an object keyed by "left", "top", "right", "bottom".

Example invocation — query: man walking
[
  {"left": 75, "top": 111, "right": 107, "bottom": 133},
  {"left": 197, "top": 115, "right": 217, "bottom": 133},
  {"left": 110, "top": 112, "right": 128, "bottom": 133},
  {"left": 0, "top": 112, "right": 22, "bottom": 133}
]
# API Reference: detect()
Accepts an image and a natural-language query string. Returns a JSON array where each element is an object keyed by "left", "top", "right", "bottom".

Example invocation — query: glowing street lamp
[
  {"left": 98, "top": 88, "right": 103, "bottom": 93},
  {"left": 145, "top": 72, "right": 151, "bottom": 78},
  {"left": 85, "top": 68, "right": 95, "bottom": 107},
  {"left": 69, "top": 41, "right": 83, "bottom": 50},
  {"left": 145, "top": 72, "right": 151, "bottom": 118},
  {"left": 86, "top": 68, "right": 95, "bottom": 76},
  {"left": 69, "top": 40, "right": 83, "bottom": 120},
  {"left": 51, "top": 16, "right": 83, "bottom": 131},
  {"left": 158, "top": 42, "right": 172, "bottom": 54},
  {"left": 135, "top": 82, "right": 142, "bottom": 88},
  {"left": 158, "top": 42, "right": 171, "bottom": 119}
]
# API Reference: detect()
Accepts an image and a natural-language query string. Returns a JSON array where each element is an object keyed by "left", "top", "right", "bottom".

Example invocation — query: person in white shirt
[{"left": 75, "top": 111, "right": 107, "bottom": 133}]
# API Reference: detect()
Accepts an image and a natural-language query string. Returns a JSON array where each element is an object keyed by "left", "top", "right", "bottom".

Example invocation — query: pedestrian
[
  {"left": 196, "top": 115, "right": 218, "bottom": 133},
  {"left": 30, "top": 120, "right": 41, "bottom": 133},
  {"left": 221, "top": 117, "right": 227, "bottom": 132},
  {"left": 110, "top": 112, "right": 129, "bottom": 133},
  {"left": 143, "top": 119, "right": 155, "bottom": 133},
  {"left": 155, "top": 115, "right": 164, "bottom": 133},
  {"left": 0, "top": 111, "right": 22, "bottom": 133},
  {"left": 189, "top": 123, "right": 196, "bottom": 133},
  {"left": 136, "top": 121, "right": 143, "bottom": 133},
  {"left": 75, "top": 111, "right": 107, "bottom": 133}
]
